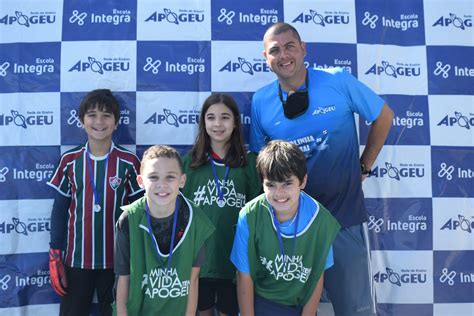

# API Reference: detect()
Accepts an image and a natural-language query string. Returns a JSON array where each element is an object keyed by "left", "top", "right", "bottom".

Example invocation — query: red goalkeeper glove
[{"left": 49, "top": 248, "right": 67, "bottom": 296}]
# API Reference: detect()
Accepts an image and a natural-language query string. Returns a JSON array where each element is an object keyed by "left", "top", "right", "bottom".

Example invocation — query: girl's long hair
[{"left": 189, "top": 93, "right": 247, "bottom": 169}]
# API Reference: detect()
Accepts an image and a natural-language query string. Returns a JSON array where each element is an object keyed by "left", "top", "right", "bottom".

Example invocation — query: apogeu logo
[
  {"left": 68, "top": 57, "right": 130, "bottom": 74},
  {"left": 145, "top": 8, "right": 204, "bottom": 24},
  {"left": 219, "top": 57, "right": 270, "bottom": 75},
  {"left": 440, "top": 214, "right": 473, "bottom": 233},
  {"left": 144, "top": 108, "right": 199, "bottom": 127},
  {"left": 0, "top": 110, "right": 53, "bottom": 129},
  {"left": 437, "top": 111, "right": 473, "bottom": 130},
  {"left": 365, "top": 61, "right": 421, "bottom": 78},
  {"left": 0, "top": 217, "right": 50, "bottom": 236},
  {"left": 369, "top": 162, "right": 425, "bottom": 180},
  {"left": 0, "top": 11, "right": 56, "bottom": 27},
  {"left": 374, "top": 267, "right": 427, "bottom": 286},
  {"left": 292, "top": 10, "right": 349, "bottom": 26},
  {"left": 432, "top": 13, "right": 472, "bottom": 30}
]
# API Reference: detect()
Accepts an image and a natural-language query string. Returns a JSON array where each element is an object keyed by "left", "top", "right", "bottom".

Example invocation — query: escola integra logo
[{"left": 361, "top": 12, "right": 419, "bottom": 31}]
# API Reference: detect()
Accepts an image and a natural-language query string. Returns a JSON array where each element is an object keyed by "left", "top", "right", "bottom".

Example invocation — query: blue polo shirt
[{"left": 249, "top": 68, "right": 384, "bottom": 227}]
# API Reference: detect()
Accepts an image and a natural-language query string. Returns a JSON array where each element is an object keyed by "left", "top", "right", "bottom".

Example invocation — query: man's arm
[
  {"left": 185, "top": 267, "right": 200, "bottom": 316},
  {"left": 116, "top": 275, "right": 130, "bottom": 316},
  {"left": 360, "top": 103, "right": 394, "bottom": 178},
  {"left": 237, "top": 271, "right": 255, "bottom": 316},
  {"left": 302, "top": 274, "right": 324, "bottom": 316}
]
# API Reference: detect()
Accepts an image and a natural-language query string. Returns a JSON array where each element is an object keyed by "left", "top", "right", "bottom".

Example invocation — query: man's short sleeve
[
  {"left": 340, "top": 70, "right": 385, "bottom": 123},
  {"left": 230, "top": 209, "right": 250, "bottom": 273},
  {"left": 47, "top": 156, "right": 71, "bottom": 197},
  {"left": 324, "top": 246, "right": 334, "bottom": 270},
  {"left": 249, "top": 94, "right": 267, "bottom": 153}
]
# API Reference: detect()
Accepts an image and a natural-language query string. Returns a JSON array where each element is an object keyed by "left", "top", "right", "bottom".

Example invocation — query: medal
[
  {"left": 217, "top": 199, "right": 226, "bottom": 208},
  {"left": 86, "top": 143, "right": 112, "bottom": 215}
]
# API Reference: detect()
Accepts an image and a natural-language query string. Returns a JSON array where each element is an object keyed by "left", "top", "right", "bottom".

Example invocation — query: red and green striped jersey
[{"left": 48, "top": 143, "right": 143, "bottom": 269}]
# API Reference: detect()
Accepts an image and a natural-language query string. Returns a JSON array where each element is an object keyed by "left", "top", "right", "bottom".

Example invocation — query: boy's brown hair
[
  {"left": 78, "top": 89, "right": 120, "bottom": 124},
  {"left": 140, "top": 145, "right": 183, "bottom": 174},
  {"left": 256, "top": 140, "right": 307, "bottom": 184}
]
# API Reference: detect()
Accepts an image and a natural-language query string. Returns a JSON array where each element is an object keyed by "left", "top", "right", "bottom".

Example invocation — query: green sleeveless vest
[
  {"left": 246, "top": 195, "right": 340, "bottom": 306},
  {"left": 121, "top": 196, "right": 214, "bottom": 315}
]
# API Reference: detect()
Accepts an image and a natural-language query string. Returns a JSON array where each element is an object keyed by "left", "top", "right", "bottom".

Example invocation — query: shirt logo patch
[{"left": 109, "top": 176, "right": 122, "bottom": 190}]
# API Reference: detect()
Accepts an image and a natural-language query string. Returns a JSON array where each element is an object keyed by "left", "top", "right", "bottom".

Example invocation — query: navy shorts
[
  {"left": 324, "top": 223, "right": 376, "bottom": 316},
  {"left": 254, "top": 295, "right": 302, "bottom": 316},
  {"left": 198, "top": 278, "right": 239, "bottom": 315}
]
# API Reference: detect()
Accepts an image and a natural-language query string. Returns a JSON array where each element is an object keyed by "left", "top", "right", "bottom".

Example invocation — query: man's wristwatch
[{"left": 360, "top": 163, "right": 371, "bottom": 175}]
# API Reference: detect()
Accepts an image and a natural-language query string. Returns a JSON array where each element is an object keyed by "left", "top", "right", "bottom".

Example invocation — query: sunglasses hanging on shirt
[{"left": 278, "top": 72, "right": 309, "bottom": 119}]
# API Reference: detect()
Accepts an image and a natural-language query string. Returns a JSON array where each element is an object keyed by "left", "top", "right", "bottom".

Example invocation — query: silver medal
[
  {"left": 93, "top": 204, "right": 101, "bottom": 212},
  {"left": 217, "top": 199, "right": 225, "bottom": 208}
]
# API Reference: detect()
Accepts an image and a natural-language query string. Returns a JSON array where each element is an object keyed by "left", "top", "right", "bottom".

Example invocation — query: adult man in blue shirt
[{"left": 249, "top": 22, "right": 394, "bottom": 316}]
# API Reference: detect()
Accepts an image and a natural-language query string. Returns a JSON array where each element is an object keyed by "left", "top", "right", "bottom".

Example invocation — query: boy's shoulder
[
  {"left": 122, "top": 196, "right": 146, "bottom": 216},
  {"left": 58, "top": 144, "right": 86, "bottom": 163},
  {"left": 112, "top": 144, "right": 140, "bottom": 160},
  {"left": 243, "top": 193, "right": 267, "bottom": 215}
]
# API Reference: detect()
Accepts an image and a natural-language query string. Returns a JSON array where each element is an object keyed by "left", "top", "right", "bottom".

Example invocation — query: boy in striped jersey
[{"left": 47, "top": 89, "right": 144, "bottom": 316}]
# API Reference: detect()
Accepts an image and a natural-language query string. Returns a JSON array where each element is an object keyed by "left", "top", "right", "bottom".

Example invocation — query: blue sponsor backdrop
[{"left": 0, "top": 0, "right": 472, "bottom": 315}]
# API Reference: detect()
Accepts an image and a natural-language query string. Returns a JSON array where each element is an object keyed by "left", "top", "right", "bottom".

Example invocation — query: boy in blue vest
[
  {"left": 114, "top": 145, "right": 215, "bottom": 315},
  {"left": 231, "top": 140, "right": 340, "bottom": 315}
]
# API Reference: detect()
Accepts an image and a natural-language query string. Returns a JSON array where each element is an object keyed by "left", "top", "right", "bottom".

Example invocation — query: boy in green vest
[
  {"left": 231, "top": 140, "right": 340, "bottom": 316},
  {"left": 114, "top": 145, "right": 215, "bottom": 315}
]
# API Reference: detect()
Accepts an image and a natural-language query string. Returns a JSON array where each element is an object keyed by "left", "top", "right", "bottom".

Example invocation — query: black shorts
[{"left": 198, "top": 278, "right": 239, "bottom": 315}]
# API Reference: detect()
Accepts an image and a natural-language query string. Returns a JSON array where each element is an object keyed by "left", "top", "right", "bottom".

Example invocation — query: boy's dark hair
[
  {"left": 78, "top": 89, "right": 120, "bottom": 124},
  {"left": 256, "top": 140, "right": 307, "bottom": 184},
  {"left": 141, "top": 145, "right": 183, "bottom": 174},
  {"left": 263, "top": 22, "right": 302, "bottom": 43},
  {"left": 189, "top": 93, "right": 247, "bottom": 169}
]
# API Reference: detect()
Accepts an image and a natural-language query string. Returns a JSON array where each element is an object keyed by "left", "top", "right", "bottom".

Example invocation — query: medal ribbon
[
  {"left": 145, "top": 197, "right": 180, "bottom": 271},
  {"left": 269, "top": 202, "right": 300, "bottom": 265},
  {"left": 85, "top": 143, "right": 112, "bottom": 212},
  {"left": 210, "top": 157, "right": 230, "bottom": 205}
]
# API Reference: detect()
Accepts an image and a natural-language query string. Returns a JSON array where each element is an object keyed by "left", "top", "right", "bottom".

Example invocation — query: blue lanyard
[
  {"left": 85, "top": 143, "right": 112, "bottom": 212},
  {"left": 209, "top": 157, "right": 230, "bottom": 207},
  {"left": 270, "top": 203, "right": 300, "bottom": 265},
  {"left": 145, "top": 198, "right": 180, "bottom": 271}
]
